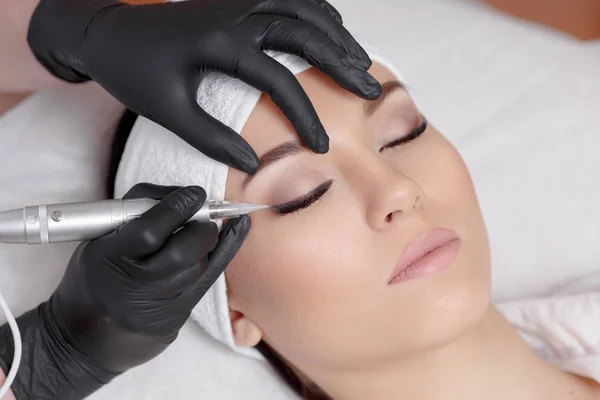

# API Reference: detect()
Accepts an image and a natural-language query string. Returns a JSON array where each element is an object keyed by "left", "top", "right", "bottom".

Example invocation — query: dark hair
[
  {"left": 255, "top": 340, "right": 333, "bottom": 400},
  {"left": 107, "top": 110, "right": 137, "bottom": 196}
]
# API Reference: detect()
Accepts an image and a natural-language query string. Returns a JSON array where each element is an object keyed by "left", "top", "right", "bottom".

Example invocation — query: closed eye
[{"left": 379, "top": 115, "right": 428, "bottom": 152}]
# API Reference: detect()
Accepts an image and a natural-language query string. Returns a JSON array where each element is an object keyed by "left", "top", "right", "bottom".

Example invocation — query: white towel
[
  {"left": 498, "top": 291, "right": 600, "bottom": 382},
  {"left": 114, "top": 47, "right": 404, "bottom": 359}
]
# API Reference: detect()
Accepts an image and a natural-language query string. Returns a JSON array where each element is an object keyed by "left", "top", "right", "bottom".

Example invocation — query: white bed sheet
[{"left": 1, "top": 0, "right": 599, "bottom": 398}]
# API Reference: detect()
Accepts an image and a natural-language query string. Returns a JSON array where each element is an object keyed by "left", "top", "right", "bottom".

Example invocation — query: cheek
[
  {"left": 403, "top": 131, "right": 487, "bottom": 240},
  {"left": 225, "top": 205, "right": 372, "bottom": 349},
  {"left": 429, "top": 137, "right": 490, "bottom": 256},
  {"left": 414, "top": 134, "right": 477, "bottom": 207},
  {"left": 419, "top": 133, "right": 490, "bottom": 271}
]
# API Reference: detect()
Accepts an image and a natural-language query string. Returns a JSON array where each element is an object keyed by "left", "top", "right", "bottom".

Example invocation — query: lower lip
[{"left": 388, "top": 239, "right": 462, "bottom": 285}]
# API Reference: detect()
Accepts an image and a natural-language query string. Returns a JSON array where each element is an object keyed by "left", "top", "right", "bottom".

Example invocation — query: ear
[{"left": 229, "top": 307, "right": 263, "bottom": 347}]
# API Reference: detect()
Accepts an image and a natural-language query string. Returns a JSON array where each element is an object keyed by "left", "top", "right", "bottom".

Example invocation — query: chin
[
  {"left": 425, "top": 261, "right": 492, "bottom": 352},
  {"left": 418, "top": 223, "right": 493, "bottom": 349},
  {"left": 383, "top": 252, "right": 492, "bottom": 359}
]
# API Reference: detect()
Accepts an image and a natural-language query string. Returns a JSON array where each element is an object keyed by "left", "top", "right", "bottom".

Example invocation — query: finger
[
  {"left": 167, "top": 98, "right": 259, "bottom": 174},
  {"left": 260, "top": 16, "right": 382, "bottom": 100},
  {"left": 255, "top": 0, "right": 370, "bottom": 69},
  {"left": 307, "top": 0, "right": 342, "bottom": 24},
  {"left": 232, "top": 51, "right": 329, "bottom": 153},
  {"left": 107, "top": 186, "right": 206, "bottom": 259},
  {"left": 150, "top": 258, "right": 208, "bottom": 298},
  {"left": 144, "top": 221, "right": 218, "bottom": 281},
  {"left": 122, "top": 183, "right": 183, "bottom": 200},
  {"left": 182, "top": 215, "right": 251, "bottom": 304},
  {"left": 208, "top": 215, "right": 250, "bottom": 272}
]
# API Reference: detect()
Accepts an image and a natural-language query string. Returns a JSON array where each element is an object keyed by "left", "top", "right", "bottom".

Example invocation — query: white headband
[{"left": 114, "top": 46, "right": 404, "bottom": 360}]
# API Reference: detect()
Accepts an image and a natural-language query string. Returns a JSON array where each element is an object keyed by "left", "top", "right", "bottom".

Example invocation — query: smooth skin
[{"left": 221, "top": 63, "right": 600, "bottom": 400}]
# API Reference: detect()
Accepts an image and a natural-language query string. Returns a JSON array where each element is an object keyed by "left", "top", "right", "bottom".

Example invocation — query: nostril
[{"left": 385, "top": 213, "right": 393, "bottom": 223}]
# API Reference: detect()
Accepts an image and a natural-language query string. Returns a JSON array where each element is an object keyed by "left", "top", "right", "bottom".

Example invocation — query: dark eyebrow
[
  {"left": 241, "top": 80, "right": 405, "bottom": 189},
  {"left": 364, "top": 80, "right": 407, "bottom": 117},
  {"left": 242, "top": 140, "right": 306, "bottom": 189}
]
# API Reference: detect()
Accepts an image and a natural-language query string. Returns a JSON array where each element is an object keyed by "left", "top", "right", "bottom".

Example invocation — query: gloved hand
[
  {"left": 28, "top": 0, "right": 382, "bottom": 174},
  {"left": 0, "top": 184, "right": 249, "bottom": 399}
]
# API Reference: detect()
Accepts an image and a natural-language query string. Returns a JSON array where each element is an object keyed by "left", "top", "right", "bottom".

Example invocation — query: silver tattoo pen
[{"left": 0, "top": 199, "right": 269, "bottom": 244}]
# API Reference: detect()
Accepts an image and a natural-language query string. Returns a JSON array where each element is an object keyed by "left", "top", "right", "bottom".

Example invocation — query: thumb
[
  {"left": 194, "top": 215, "right": 251, "bottom": 298},
  {"left": 122, "top": 182, "right": 183, "bottom": 200}
]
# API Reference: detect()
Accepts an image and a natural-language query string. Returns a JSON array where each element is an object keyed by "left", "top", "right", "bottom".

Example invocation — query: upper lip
[{"left": 388, "top": 228, "right": 460, "bottom": 283}]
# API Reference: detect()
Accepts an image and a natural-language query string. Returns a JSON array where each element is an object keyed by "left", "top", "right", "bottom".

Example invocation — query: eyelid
[
  {"left": 273, "top": 180, "right": 333, "bottom": 215},
  {"left": 379, "top": 115, "right": 428, "bottom": 152}
]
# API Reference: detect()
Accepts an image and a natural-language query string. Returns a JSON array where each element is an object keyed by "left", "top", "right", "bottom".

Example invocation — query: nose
[{"left": 365, "top": 166, "right": 422, "bottom": 231}]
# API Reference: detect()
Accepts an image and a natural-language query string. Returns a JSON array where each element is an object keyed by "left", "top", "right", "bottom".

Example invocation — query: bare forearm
[
  {"left": 0, "top": 0, "right": 64, "bottom": 92},
  {"left": 0, "top": 370, "right": 16, "bottom": 400}
]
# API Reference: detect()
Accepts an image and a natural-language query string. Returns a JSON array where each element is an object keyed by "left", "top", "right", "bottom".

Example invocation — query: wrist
[
  {"left": 0, "top": 369, "right": 16, "bottom": 400},
  {"left": 0, "top": 303, "right": 117, "bottom": 400},
  {"left": 26, "top": 0, "right": 123, "bottom": 82}
]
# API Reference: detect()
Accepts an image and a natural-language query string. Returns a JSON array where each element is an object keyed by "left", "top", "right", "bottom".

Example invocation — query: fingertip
[
  {"left": 312, "top": 117, "right": 329, "bottom": 154},
  {"left": 222, "top": 214, "right": 250, "bottom": 239},
  {"left": 234, "top": 214, "right": 251, "bottom": 236},
  {"left": 215, "top": 215, "right": 251, "bottom": 255},
  {"left": 235, "top": 152, "right": 260, "bottom": 175},
  {"left": 364, "top": 80, "right": 382, "bottom": 100},
  {"left": 220, "top": 132, "right": 260, "bottom": 174},
  {"left": 350, "top": 69, "right": 382, "bottom": 100},
  {"left": 298, "top": 114, "right": 329, "bottom": 154},
  {"left": 317, "top": 131, "right": 329, "bottom": 154}
]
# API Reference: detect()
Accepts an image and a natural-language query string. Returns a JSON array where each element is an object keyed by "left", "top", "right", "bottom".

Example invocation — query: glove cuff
[
  {"left": 0, "top": 303, "right": 119, "bottom": 399},
  {"left": 0, "top": 318, "right": 16, "bottom": 386},
  {"left": 27, "top": 0, "right": 123, "bottom": 83}
]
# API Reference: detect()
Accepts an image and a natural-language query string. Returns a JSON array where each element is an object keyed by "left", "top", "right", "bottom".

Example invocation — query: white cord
[{"left": 0, "top": 289, "right": 21, "bottom": 398}]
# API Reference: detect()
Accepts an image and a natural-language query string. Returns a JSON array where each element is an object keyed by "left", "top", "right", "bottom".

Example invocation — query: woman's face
[{"left": 224, "top": 62, "right": 491, "bottom": 372}]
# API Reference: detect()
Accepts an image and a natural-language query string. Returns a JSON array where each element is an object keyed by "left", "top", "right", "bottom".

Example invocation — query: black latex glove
[
  {"left": 0, "top": 184, "right": 249, "bottom": 399},
  {"left": 28, "top": 0, "right": 382, "bottom": 173}
]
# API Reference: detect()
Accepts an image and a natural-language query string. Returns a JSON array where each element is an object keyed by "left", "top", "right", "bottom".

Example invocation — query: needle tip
[{"left": 237, "top": 203, "right": 270, "bottom": 215}]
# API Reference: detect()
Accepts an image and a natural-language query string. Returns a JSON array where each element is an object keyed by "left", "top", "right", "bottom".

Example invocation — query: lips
[{"left": 388, "top": 228, "right": 461, "bottom": 285}]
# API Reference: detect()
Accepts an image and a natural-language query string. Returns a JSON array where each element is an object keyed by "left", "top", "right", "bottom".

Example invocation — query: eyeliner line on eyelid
[
  {"left": 273, "top": 180, "right": 333, "bottom": 215},
  {"left": 379, "top": 115, "right": 428, "bottom": 152}
]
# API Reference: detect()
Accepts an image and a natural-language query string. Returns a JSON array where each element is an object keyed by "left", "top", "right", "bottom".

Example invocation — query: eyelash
[
  {"left": 379, "top": 115, "right": 428, "bottom": 152},
  {"left": 274, "top": 116, "right": 427, "bottom": 216}
]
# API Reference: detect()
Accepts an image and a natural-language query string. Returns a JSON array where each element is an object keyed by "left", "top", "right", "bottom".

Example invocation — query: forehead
[{"left": 240, "top": 62, "right": 398, "bottom": 157}]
